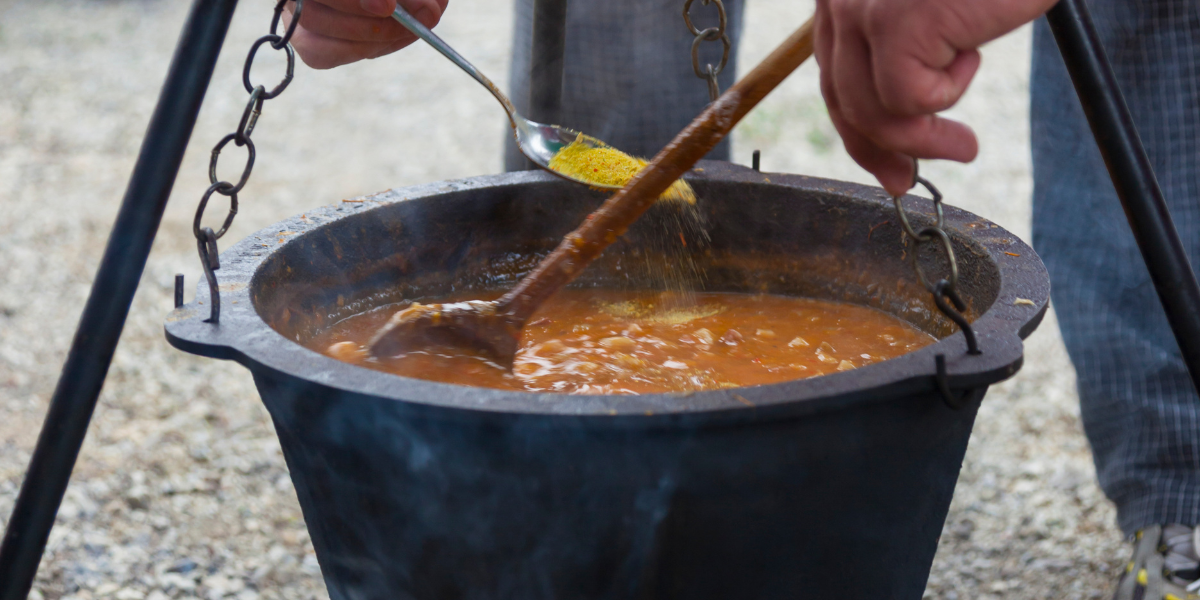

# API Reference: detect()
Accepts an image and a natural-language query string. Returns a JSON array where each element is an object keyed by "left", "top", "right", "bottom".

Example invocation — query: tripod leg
[
  {"left": 0, "top": 1, "right": 240, "bottom": 597},
  {"left": 1045, "top": 0, "right": 1200, "bottom": 393}
]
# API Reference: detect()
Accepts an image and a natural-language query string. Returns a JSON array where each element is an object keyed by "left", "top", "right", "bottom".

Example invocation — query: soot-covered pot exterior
[
  {"left": 257, "top": 370, "right": 982, "bottom": 599},
  {"left": 166, "top": 163, "right": 1049, "bottom": 600}
]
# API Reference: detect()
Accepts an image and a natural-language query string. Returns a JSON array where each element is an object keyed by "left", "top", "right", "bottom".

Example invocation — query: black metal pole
[
  {"left": 1045, "top": 0, "right": 1200, "bottom": 392},
  {"left": 0, "top": 0, "right": 239, "bottom": 596}
]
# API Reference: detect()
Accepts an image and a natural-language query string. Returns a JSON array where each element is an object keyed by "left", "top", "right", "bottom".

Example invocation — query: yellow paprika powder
[{"left": 549, "top": 135, "right": 697, "bottom": 204}]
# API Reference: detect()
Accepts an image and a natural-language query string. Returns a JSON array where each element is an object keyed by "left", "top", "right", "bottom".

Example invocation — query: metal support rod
[
  {"left": 1045, "top": 0, "right": 1200, "bottom": 392},
  {"left": 175, "top": 274, "right": 185, "bottom": 309},
  {"left": 0, "top": 0, "right": 239, "bottom": 596}
]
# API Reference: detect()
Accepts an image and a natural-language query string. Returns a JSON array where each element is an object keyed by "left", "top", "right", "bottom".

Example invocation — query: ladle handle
[
  {"left": 391, "top": 6, "right": 518, "bottom": 120},
  {"left": 497, "top": 16, "right": 816, "bottom": 323}
]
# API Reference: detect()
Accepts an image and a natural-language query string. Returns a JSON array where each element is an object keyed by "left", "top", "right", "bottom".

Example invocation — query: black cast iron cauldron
[{"left": 165, "top": 161, "right": 1048, "bottom": 600}]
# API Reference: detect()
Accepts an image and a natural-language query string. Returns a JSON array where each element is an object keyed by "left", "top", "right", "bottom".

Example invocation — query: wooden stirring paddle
[{"left": 370, "top": 17, "right": 816, "bottom": 366}]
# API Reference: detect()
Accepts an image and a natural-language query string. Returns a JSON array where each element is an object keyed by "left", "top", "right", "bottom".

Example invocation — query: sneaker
[{"left": 1114, "top": 524, "right": 1200, "bottom": 600}]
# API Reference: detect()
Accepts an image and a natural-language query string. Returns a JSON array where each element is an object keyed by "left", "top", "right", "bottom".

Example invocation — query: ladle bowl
[{"left": 166, "top": 163, "right": 1049, "bottom": 599}]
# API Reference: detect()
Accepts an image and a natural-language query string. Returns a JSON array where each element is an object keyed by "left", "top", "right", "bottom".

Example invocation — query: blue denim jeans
[{"left": 1031, "top": 1, "right": 1200, "bottom": 534}]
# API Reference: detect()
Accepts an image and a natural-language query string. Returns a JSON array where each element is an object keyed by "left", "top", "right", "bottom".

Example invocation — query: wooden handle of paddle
[{"left": 498, "top": 16, "right": 816, "bottom": 323}]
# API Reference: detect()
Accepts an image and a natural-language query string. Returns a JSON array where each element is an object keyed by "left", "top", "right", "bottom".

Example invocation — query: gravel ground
[{"left": 0, "top": 0, "right": 1126, "bottom": 598}]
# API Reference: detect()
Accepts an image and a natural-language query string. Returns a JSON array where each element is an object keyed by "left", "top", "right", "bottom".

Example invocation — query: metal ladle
[{"left": 392, "top": 5, "right": 622, "bottom": 190}]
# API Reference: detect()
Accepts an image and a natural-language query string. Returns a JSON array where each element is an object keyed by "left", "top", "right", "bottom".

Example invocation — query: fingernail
[{"left": 361, "top": 0, "right": 392, "bottom": 16}]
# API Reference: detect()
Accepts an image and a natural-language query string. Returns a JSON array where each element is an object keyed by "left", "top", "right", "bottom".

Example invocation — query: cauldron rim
[{"left": 165, "top": 162, "right": 1049, "bottom": 422}]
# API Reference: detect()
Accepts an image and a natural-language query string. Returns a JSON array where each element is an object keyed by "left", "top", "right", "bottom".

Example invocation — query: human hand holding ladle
[{"left": 370, "top": 15, "right": 817, "bottom": 366}]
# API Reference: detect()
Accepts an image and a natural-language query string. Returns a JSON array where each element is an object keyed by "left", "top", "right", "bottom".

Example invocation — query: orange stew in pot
[{"left": 307, "top": 289, "right": 935, "bottom": 395}]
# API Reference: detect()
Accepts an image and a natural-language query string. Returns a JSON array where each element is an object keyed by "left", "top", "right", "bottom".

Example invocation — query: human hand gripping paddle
[{"left": 369, "top": 17, "right": 817, "bottom": 367}]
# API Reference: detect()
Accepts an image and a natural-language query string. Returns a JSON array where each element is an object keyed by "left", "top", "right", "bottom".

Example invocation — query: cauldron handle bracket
[{"left": 936, "top": 353, "right": 981, "bottom": 410}]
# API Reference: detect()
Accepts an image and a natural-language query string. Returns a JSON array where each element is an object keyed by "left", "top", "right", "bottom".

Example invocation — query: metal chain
[
  {"left": 191, "top": 0, "right": 303, "bottom": 323},
  {"left": 893, "top": 166, "right": 980, "bottom": 357},
  {"left": 683, "top": 0, "right": 731, "bottom": 102}
]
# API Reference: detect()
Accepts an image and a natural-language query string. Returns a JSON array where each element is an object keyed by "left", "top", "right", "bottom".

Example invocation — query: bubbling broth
[{"left": 307, "top": 289, "right": 936, "bottom": 395}]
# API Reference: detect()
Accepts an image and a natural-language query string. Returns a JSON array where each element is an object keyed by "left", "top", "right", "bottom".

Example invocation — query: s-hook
[{"left": 892, "top": 162, "right": 982, "bottom": 409}]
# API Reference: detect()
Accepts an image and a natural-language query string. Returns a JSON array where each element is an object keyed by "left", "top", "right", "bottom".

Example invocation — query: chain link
[
  {"left": 243, "top": 34, "right": 296, "bottom": 99},
  {"left": 193, "top": 183, "right": 238, "bottom": 240},
  {"left": 893, "top": 166, "right": 980, "bottom": 356},
  {"left": 235, "top": 85, "right": 266, "bottom": 145},
  {"left": 683, "top": 0, "right": 731, "bottom": 102},
  {"left": 210, "top": 134, "right": 256, "bottom": 194},
  {"left": 269, "top": 0, "right": 304, "bottom": 48},
  {"left": 192, "top": 0, "right": 303, "bottom": 323}
]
